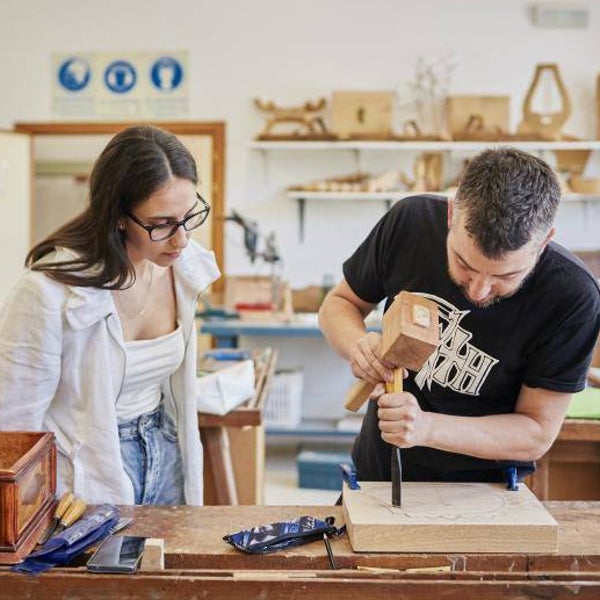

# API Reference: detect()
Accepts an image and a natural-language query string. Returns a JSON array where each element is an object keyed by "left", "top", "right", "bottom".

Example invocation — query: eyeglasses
[{"left": 126, "top": 193, "right": 211, "bottom": 241}]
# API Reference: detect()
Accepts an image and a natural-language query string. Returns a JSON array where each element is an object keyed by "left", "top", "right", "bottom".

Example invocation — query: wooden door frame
[{"left": 14, "top": 121, "right": 226, "bottom": 291}]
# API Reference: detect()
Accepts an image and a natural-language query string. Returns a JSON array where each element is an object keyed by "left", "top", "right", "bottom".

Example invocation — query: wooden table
[
  {"left": 198, "top": 347, "right": 278, "bottom": 505},
  {"left": 528, "top": 418, "right": 600, "bottom": 500},
  {"left": 1, "top": 502, "right": 599, "bottom": 598}
]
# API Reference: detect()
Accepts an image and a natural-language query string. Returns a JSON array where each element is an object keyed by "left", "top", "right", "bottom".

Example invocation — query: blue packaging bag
[
  {"left": 224, "top": 515, "right": 343, "bottom": 554},
  {"left": 12, "top": 504, "right": 120, "bottom": 575}
]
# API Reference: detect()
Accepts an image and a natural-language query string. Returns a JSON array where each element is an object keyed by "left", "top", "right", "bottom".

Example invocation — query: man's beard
[{"left": 447, "top": 269, "right": 529, "bottom": 309}]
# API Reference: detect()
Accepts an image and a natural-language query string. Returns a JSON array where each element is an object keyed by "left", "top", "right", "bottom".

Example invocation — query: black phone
[{"left": 86, "top": 535, "right": 146, "bottom": 573}]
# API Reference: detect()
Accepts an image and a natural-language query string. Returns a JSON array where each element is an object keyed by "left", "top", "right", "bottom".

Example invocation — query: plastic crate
[
  {"left": 264, "top": 370, "right": 303, "bottom": 429},
  {"left": 297, "top": 450, "right": 354, "bottom": 490}
]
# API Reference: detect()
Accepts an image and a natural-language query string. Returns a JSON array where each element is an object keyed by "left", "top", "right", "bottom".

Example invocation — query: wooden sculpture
[
  {"left": 254, "top": 97, "right": 335, "bottom": 140},
  {"left": 517, "top": 63, "right": 572, "bottom": 141}
]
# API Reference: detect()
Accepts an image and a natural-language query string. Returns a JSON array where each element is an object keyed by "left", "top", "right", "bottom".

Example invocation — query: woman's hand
[
  {"left": 349, "top": 332, "right": 394, "bottom": 384},
  {"left": 377, "top": 391, "right": 432, "bottom": 448}
]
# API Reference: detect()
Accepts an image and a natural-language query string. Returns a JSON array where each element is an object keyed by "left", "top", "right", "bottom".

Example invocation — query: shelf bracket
[
  {"left": 352, "top": 148, "right": 362, "bottom": 174},
  {"left": 297, "top": 197, "right": 306, "bottom": 242}
]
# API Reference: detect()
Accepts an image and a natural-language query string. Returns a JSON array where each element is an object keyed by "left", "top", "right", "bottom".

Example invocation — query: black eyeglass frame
[{"left": 125, "top": 192, "right": 211, "bottom": 241}]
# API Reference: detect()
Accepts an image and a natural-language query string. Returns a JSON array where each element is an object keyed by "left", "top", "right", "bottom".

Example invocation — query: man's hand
[
  {"left": 377, "top": 391, "right": 432, "bottom": 448},
  {"left": 349, "top": 332, "right": 394, "bottom": 384}
]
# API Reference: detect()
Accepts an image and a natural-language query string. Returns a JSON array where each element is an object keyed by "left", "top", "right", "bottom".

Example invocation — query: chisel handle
[
  {"left": 54, "top": 498, "right": 87, "bottom": 534},
  {"left": 55, "top": 491, "right": 75, "bottom": 519},
  {"left": 38, "top": 491, "right": 76, "bottom": 545}
]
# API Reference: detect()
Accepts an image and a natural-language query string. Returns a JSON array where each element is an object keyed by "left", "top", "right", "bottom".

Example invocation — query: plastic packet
[
  {"left": 223, "top": 515, "right": 343, "bottom": 554},
  {"left": 12, "top": 504, "right": 120, "bottom": 575}
]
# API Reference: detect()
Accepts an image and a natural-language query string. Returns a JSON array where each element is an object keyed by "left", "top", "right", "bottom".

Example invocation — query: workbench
[
  {"left": 198, "top": 347, "right": 278, "bottom": 505},
  {"left": 199, "top": 315, "right": 380, "bottom": 428},
  {"left": 1, "top": 502, "right": 599, "bottom": 598},
  {"left": 528, "top": 417, "right": 600, "bottom": 500}
]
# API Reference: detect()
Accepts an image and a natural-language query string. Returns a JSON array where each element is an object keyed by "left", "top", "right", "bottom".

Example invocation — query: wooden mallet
[{"left": 345, "top": 291, "right": 440, "bottom": 506}]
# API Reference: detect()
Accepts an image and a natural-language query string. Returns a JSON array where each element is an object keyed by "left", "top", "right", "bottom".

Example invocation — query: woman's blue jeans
[{"left": 118, "top": 404, "right": 185, "bottom": 505}]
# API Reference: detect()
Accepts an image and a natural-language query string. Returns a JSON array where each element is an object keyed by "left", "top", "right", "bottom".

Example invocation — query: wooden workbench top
[
  {"left": 114, "top": 501, "right": 600, "bottom": 571},
  {"left": 2, "top": 502, "right": 600, "bottom": 599}
]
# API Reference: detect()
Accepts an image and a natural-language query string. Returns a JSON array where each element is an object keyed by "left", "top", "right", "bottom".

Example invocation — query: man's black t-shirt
[{"left": 343, "top": 195, "right": 600, "bottom": 483}]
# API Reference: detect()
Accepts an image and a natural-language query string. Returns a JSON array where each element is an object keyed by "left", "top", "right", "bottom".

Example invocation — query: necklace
[{"left": 114, "top": 265, "right": 154, "bottom": 319}]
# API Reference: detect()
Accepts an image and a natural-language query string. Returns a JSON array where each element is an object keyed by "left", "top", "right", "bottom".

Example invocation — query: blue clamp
[
  {"left": 506, "top": 466, "right": 519, "bottom": 491},
  {"left": 339, "top": 463, "right": 360, "bottom": 490}
]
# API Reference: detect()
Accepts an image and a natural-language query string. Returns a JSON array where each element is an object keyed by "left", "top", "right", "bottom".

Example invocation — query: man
[{"left": 319, "top": 147, "right": 600, "bottom": 484}]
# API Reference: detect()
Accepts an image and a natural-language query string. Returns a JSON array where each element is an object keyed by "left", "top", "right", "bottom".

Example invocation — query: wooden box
[
  {"left": 331, "top": 91, "right": 395, "bottom": 139},
  {"left": 446, "top": 95, "right": 510, "bottom": 139},
  {"left": 0, "top": 431, "right": 56, "bottom": 563}
]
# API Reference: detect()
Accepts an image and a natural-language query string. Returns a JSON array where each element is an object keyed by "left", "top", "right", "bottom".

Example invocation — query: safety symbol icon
[
  {"left": 58, "top": 57, "right": 91, "bottom": 92},
  {"left": 104, "top": 60, "right": 137, "bottom": 94},
  {"left": 150, "top": 57, "right": 184, "bottom": 91}
]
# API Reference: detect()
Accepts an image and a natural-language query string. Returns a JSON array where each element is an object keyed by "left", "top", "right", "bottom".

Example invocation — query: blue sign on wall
[
  {"left": 150, "top": 56, "right": 184, "bottom": 91},
  {"left": 58, "top": 57, "right": 91, "bottom": 92},
  {"left": 52, "top": 51, "right": 189, "bottom": 118},
  {"left": 104, "top": 60, "right": 137, "bottom": 94}
]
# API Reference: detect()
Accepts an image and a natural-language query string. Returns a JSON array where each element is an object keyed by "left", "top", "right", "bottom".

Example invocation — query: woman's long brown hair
[{"left": 26, "top": 125, "right": 198, "bottom": 289}]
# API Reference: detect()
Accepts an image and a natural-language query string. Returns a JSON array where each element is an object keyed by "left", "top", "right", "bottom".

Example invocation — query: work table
[{"left": 2, "top": 502, "right": 600, "bottom": 598}]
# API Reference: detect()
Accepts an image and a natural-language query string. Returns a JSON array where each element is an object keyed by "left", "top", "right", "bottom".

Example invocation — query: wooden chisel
[
  {"left": 38, "top": 492, "right": 75, "bottom": 544},
  {"left": 51, "top": 498, "right": 87, "bottom": 536}
]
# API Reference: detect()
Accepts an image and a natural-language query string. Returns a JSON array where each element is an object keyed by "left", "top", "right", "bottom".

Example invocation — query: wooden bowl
[{"left": 569, "top": 175, "right": 600, "bottom": 194}]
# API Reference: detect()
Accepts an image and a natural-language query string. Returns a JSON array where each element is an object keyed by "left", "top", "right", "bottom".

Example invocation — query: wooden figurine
[
  {"left": 399, "top": 152, "right": 444, "bottom": 193},
  {"left": 254, "top": 97, "right": 335, "bottom": 140},
  {"left": 517, "top": 63, "right": 572, "bottom": 141}
]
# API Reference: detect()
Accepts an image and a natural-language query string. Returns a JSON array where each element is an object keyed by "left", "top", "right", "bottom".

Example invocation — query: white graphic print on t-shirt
[{"left": 415, "top": 294, "right": 499, "bottom": 396}]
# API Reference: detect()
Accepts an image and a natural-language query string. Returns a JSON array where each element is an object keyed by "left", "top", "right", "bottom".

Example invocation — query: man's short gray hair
[{"left": 454, "top": 147, "right": 561, "bottom": 258}]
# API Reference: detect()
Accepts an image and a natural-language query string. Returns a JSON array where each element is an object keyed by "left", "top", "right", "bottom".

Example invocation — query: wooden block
[
  {"left": 345, "top": 291, "right": 440, "bottom": 412},
  {"left": 446, "top": 95, "right": 509, "bottom": 137},
  {"left": 331, "top": 91, "right": 395, "bottom": 139},
  {"left": 139, "top": 538, "right": 164, "bottom": 571},
  {"left": 343, "top": 481, "right": 558, "bottom": 553},
  {"left": 381, "top": 292, "right": 440, "bottom": 372}
]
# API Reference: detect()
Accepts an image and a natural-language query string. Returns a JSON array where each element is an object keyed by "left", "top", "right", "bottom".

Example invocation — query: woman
[{"left": 0, "top": 125, "right": 220, "bottom": 505}]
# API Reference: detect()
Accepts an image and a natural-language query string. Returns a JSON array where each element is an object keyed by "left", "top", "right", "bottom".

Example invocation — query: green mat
[{"left": 566, "top": 386, "right": 600, "bottom": 419}]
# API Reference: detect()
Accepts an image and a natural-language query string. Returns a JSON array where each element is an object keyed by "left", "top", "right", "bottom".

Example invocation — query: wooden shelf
[
  {"left": 251, "top": 138, "right": 600, "bottom": 242},
  {"left": 249, "top": 140, "right": 600, "bottom": 152},
  {"left": 287, "top": 190, "right": 443, "bottom": 202},
  {"left": 286, "top": 190, "right": 600, "bottom": 203}
]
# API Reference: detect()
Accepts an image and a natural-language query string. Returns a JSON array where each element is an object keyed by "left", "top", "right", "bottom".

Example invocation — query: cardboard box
[{"left": 0, "top": 432, "right": 56, "bottom": 563}]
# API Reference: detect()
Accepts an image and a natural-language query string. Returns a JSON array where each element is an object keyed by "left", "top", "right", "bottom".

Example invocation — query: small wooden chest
[{"left": 0, "top": 431, "right": 56, "bottom": 563}]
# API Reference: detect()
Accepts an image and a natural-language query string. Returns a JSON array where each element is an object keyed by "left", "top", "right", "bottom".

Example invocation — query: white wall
[{"left": 1, "top": 0, "right": 599, "bottom": 288}]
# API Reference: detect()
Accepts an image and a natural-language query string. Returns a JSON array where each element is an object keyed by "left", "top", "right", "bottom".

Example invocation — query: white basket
[{"left": 264, "top": 370, "right": 303, "bottom": 429}]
